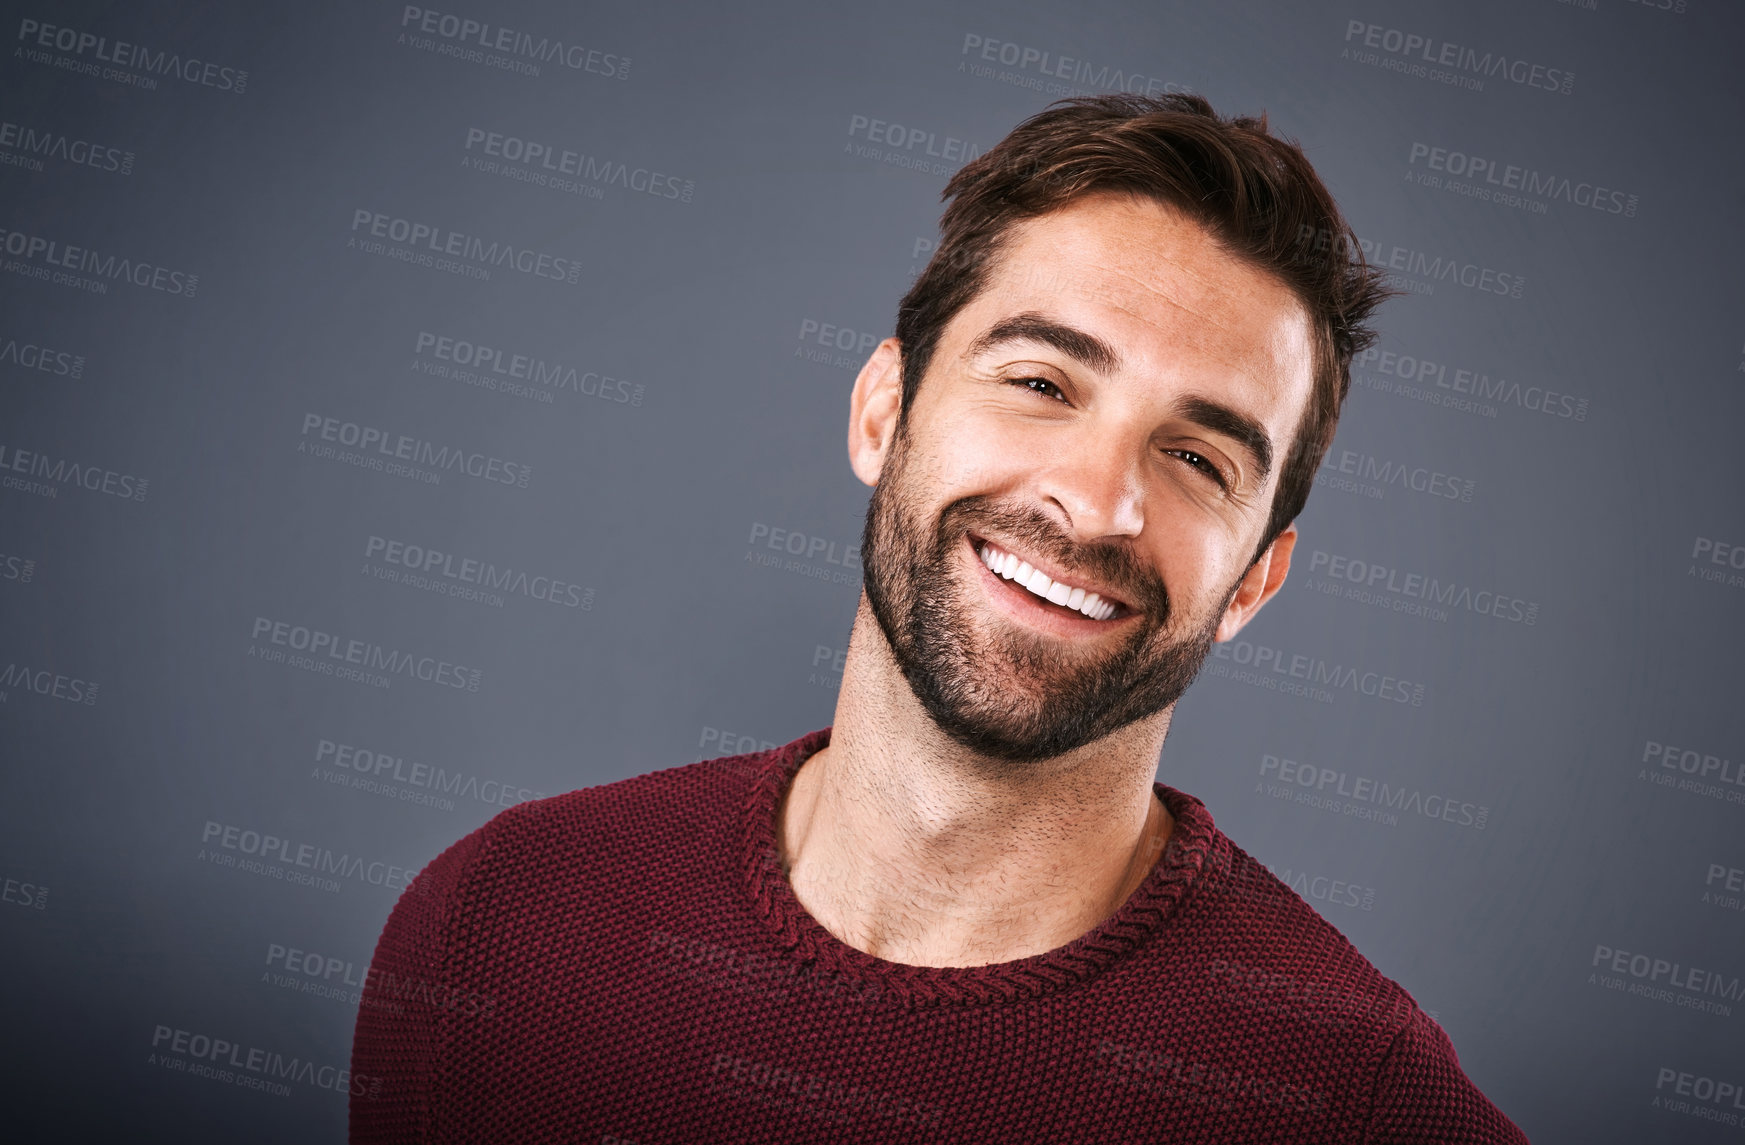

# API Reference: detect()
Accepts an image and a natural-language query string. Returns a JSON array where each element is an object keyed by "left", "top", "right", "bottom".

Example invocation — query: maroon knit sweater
[{"left": 351, "top": 729, "right": 1527, "bottom": 1143}]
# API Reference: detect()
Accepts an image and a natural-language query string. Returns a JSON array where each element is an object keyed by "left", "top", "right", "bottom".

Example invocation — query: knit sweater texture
[{"left": 350, "top": 729, "right": 1528, "bottom": 1143}]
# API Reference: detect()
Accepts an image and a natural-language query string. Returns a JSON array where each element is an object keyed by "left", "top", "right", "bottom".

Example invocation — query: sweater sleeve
[
  {"left": 1364, "top": 1009, "right": 1529, "bottom": 1144},
  {"left": 348, "top": 825, "right": 489, "bottom": 1144}
]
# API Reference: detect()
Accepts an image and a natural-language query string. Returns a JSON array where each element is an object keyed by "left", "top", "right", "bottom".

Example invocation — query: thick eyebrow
[
  {"left": 965, "top": 312, "right": 1121, "bottom": 376},
  {"left": 967, "top": 311, "right": 1274, "bottom": 481},
  {"left": 1175, "top": 395, "right": 1273, "bottom": 481}
]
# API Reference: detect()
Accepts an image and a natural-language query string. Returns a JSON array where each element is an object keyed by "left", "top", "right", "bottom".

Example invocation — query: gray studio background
[{"left": 2, "top": 0, "right": 1743, "bottom": 1141}]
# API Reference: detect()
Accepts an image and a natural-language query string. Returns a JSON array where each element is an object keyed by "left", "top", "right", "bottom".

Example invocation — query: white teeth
[{"left": 977, "top": 542, "right": 1119, "bottom": 621}]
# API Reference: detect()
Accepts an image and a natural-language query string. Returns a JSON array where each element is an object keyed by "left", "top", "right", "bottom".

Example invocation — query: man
[{"left": 352, "top": 94, "right": 1528, "bottom": 1142}]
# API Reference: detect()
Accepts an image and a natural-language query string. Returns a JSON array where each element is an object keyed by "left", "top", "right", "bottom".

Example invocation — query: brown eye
[
  {"left": 1167, "top": 448, "right": 1228, "bottom": 489},
  {"left": 1009, "top": 376, "right": 1067, "bottom": 403}
]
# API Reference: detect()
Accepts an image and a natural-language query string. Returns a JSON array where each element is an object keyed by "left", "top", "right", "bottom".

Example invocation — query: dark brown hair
[{"left": 894, "top": 93, "right": 1392, "bottom": 558}]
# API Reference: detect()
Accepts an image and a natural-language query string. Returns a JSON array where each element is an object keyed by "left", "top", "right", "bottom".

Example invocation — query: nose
[{"left": 1033, "top": 429, "right": 1146, "bottom": 544}]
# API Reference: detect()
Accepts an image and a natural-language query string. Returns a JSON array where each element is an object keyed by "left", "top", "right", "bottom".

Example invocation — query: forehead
[{"left": 961, "top": 192, "right": 1315, "bottom": 415}]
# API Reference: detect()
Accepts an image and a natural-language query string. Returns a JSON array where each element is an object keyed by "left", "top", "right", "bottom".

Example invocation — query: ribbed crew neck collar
[{"left": 739, "top": 728, "right": 1217, "bottom": 1008}]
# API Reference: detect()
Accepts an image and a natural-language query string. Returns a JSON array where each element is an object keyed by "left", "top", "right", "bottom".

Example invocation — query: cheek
[
  {"left": 1154, "top": 548, "right": 1212, "bottom": 607},
  {"left": 922, "top": 408, "right": 1040, "bottom": 491},
  {"left": 1145, "top": 511, "right": 1248, "bottom": 614},
  {"left": 1147, "top": 466, "right": 1267, "bottom": 568}
]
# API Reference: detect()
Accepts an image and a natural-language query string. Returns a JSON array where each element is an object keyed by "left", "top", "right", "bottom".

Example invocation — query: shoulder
[
  {"left": 1166, "top": 803, "right": 1421, "bottom": 1048},
  {"left": 1368, "top": 1007, "right": 1529, "bottom": 1142},
  {"left": 366, "top": 732, "right": 824, "bottom": 975},
  {"left": 1162, "top": 798, "right": 1525, "bottom": 1139},
  {"left": 453, "top": 745, "right": 784, "bottom": 887},
  {"left": 484, "top": 749, "right": 768, "bottom": 844}
]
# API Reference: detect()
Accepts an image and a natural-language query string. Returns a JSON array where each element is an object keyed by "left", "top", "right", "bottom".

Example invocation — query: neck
[{"left": 778, "top": 597, "right": 1176, "bottom": 968}]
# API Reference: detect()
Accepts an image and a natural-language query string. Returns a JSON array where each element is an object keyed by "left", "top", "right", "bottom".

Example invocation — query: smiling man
[{"left": 352, "top": 95, "right": 1528, "bottom": 1143}]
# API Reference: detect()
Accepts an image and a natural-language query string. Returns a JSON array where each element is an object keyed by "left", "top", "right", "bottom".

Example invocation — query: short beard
[{"left": 859, "top": 420, "right": 1228, "bottom": 765}]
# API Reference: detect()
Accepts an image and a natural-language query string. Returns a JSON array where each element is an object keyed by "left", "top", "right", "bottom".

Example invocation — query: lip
[{"left": 963, "top": 534, "right": 1137, "bottom": 638}]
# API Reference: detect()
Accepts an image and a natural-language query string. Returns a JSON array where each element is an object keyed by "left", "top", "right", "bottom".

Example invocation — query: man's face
[{"left": 858, "top": 192, "right": 1315, "bottom": 763}]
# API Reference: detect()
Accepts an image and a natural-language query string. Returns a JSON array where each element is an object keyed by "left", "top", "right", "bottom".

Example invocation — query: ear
[
  {"left": 1215, "top": 524, "right": 1297, "bottom": 643},
  {"left": 848, "top": 337, "right": 905, "bottom": 487}
]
